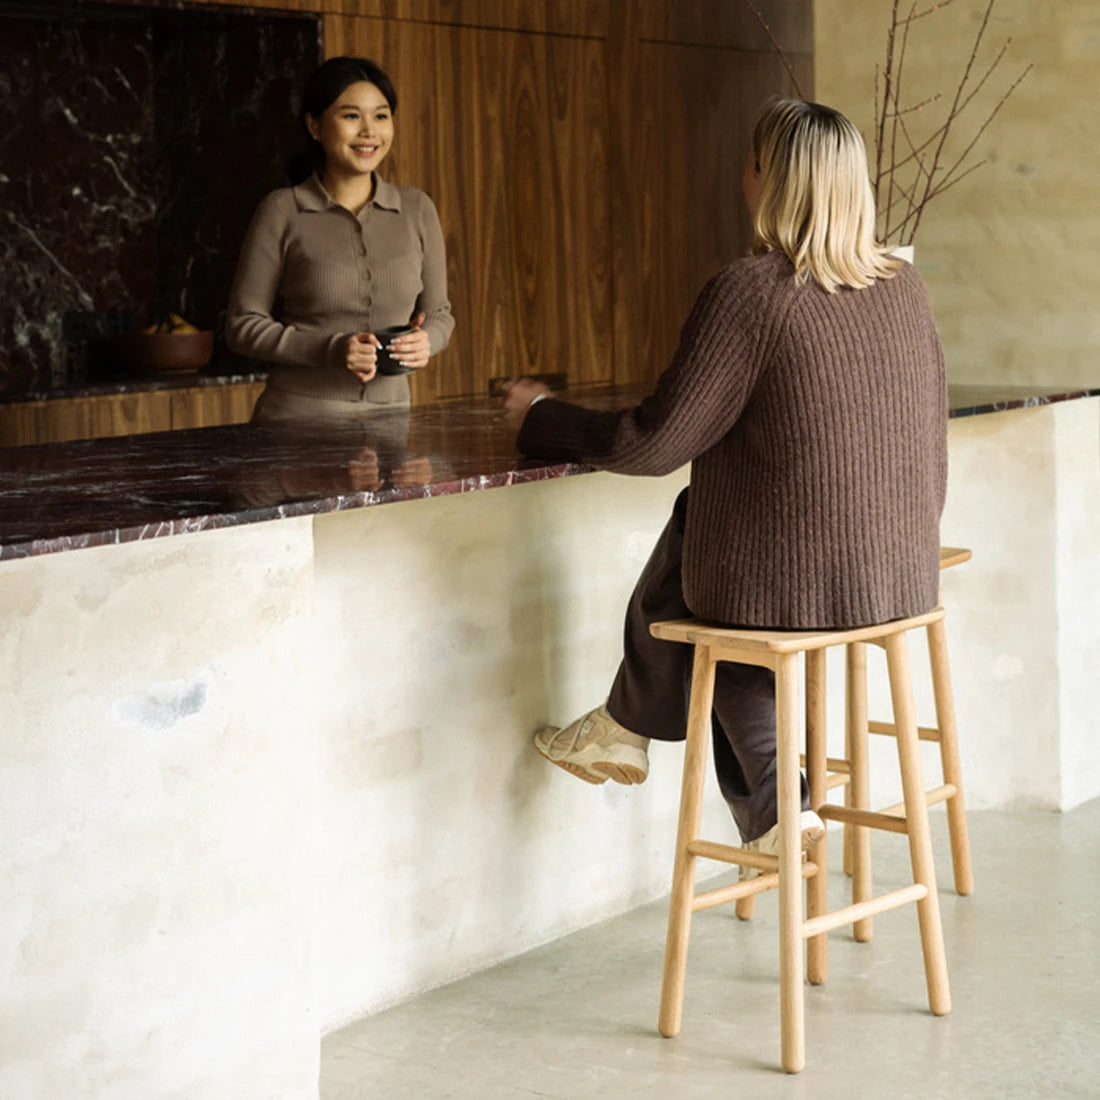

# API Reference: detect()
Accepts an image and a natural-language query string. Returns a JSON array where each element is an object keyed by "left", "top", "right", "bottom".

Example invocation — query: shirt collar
[{"left": 294, "top": 172, "right": 402, "bottom": 214}]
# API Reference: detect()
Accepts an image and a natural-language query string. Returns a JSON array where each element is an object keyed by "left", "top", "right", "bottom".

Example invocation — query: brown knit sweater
[{"left": 517, "top": 250, "right": 948, "bottom": 629}]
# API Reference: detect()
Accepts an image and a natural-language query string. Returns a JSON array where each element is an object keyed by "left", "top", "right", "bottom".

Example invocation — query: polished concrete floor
[{"left": 322, "top": 801, "right": 1100, "bottom": 1099}]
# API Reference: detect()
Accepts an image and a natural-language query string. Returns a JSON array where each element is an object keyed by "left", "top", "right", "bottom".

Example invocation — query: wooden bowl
[{"left": 116, "top": 330, "right": 214, "bottom": 375}]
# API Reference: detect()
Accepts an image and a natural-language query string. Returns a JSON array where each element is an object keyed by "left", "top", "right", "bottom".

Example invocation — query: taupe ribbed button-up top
[
  {"left": 227, "top": 173, "right": 454, "bottom": 404},
  {"left": 518, "top": 251, "right": 948, "bottom": 630}
]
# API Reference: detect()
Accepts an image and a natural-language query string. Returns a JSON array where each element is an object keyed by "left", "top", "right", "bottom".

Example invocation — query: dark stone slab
[
  {"left": 0, "top": 1, "right": 320, "bottom": 398},
  {"left": 0, "top": 382, "right": 1096, "bottom": 562}
]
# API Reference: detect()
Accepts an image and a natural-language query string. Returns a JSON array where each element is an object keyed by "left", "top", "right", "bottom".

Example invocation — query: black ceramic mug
[{"left": 373, "top": 325, "right": 417, "bottom": 376}]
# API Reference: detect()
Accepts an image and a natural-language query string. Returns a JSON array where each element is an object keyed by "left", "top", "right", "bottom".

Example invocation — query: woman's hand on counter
[
  {"left": 501, "top": 378, "right": 551, "bottom": 434},
  {"left": 389, "top": 312, "right": 430, "bottom": 370},
  {"left": 346, "top": 333, "right": 380, "bottom": 382}
]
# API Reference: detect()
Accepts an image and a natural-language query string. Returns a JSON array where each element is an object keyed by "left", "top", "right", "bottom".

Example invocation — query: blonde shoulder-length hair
[{"left": 751, "top": 98, "right": 901, "bottom": 293}]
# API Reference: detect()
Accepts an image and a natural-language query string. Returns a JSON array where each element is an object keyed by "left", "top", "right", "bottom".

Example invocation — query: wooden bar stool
[
  {"left": 838, "top": 548, "right": 973, "bottom": 943},
  {"left": 651, "top": 610, "right": 951, "bottom": 1074}
]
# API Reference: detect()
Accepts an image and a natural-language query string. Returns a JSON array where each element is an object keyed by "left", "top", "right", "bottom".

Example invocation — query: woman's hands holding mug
[
  {"left": 345, "top": 312, "right": 430, "bottom": 380},
  {"left": 388, "top": 312, "right": 430, "bottom": 370},
  {"left": 345, "top": 332, "right": 380, "bottom": 382}
]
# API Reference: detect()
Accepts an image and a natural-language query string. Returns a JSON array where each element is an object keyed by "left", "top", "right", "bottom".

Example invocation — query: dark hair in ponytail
[{"left": 287, "top": 56, "right": 398, "bottom": 185}]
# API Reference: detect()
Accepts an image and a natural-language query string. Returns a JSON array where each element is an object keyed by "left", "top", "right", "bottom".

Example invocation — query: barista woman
[{"left": 227, "top": 56, "right": 454, "bottom": 421}]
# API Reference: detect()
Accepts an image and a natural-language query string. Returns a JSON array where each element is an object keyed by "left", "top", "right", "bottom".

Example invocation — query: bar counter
[
  {"left": 1, "top": 381, "right": 1097, "bottom": 561},
  {"left": 1, "top": 377, "right": 1097, "bottom": 1098}
]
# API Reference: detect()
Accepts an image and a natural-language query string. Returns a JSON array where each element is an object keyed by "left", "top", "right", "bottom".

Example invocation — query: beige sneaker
[
  {"left": 739, "top": 810, "right": 826, "bottom": 881},
  {"left": 533, "top": 704, "right": 649, "bottom": 786}
]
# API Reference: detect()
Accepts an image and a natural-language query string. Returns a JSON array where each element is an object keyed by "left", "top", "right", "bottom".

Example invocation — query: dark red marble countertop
[{"left": 0, "top": 382, "right": 1096, "bottom": 562}]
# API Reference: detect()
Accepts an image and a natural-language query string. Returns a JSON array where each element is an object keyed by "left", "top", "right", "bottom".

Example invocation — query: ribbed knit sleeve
[
  {"left": 518, "top": 260, "right": 787, "bottom": 475},
  {"left": 225, "top": 191, "right": 349, "bottom": 371},
  {"left": 414, "top": 193, "right": 454, "bottom": 357}
]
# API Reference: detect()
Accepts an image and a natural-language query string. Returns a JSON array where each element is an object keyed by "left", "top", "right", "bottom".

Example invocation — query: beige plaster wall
[
  {"left": 0, "top": 520, "right": 320, "bottom": 1100},
  {"left": 815, "top": 0, "right": 1100, "bottom": 387},
  {"left": 307, "top": 469, "right": 714, "bottom": 1031}
]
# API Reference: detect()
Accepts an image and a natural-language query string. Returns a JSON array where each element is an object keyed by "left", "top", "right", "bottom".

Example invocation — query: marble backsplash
[{"left": 0, "top": 1, "right": 321, "bottom": 398}]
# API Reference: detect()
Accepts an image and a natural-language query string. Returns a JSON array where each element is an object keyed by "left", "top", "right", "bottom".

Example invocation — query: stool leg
[
  {"left": 776, "top": 652, "right": 805, "bottom": 1074},
  {"left": 842, "top": 715, "right": 853, "bottom": 878},
  {"left": 805, "top": 649, "right": 828, "bottom": 986},
  {"left": 884, "top": 633, "right": 951, "bottom": 1017},
  {"left": 846, "top": 642, "right": 873, "bottom": 942},
  {"left": 735, "top": 890, "right": 756, "bottom": 920},
  {"left": 927, "top": 618, "right": 974, "bottom": 896},
  {"left": 658, "top": 645, "right": 717, "bottom": 1038}
]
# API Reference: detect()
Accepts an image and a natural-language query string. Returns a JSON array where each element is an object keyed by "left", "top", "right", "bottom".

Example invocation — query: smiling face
[{"left": 307, "top": 80, "right": 394, "bottom": 184}]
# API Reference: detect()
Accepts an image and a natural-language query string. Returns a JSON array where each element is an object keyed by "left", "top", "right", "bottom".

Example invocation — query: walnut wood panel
[
  {"left": 0, "top": 403, "right": 42, "bottom": 448},
  {"left": 326, "top": 14, "right": 614, "bottom": 402},
  {"left": 24, "top": 392, "right": 175, "bottom": 445},
  {"left": 329, "top": 1, "right": 607, "bottom": 37},
  {"left": 169, "top": 383, "right": 267, "bottom": 430},
  {"left": 612, "top": 43, "right": 813, "bottom": 384},
  {"left": 197, "top": 0, "right": 604, "bottom": 35},
  {"left": 194, "top": 0, "right": 324, "bottom": 11},
  {"left": 0, "top": 383, "right": 265, "bottom": 445},
  {"left": 659, "top": 0, "right": 813, "bottom": 56}
]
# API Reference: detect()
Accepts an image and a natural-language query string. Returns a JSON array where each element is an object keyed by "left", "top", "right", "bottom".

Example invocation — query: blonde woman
[{"left": 502, "top": 99, "right": 947, "bottom": 864}]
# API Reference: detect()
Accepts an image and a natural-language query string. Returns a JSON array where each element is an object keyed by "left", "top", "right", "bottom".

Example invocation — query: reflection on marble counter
[
  {"left": 0, "top": 398, "right": 589, "bottom": 561},
  {"left": 0, "top": 383, "right": 1097, "bottom": 561}
]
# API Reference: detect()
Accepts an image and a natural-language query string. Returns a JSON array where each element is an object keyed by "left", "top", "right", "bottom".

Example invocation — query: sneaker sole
[
  {"left": 589, "top": 761, "right": 648, "bottom": 785},
  {"left": 533, "top": 734, "right": 607, "bottom": 784}
]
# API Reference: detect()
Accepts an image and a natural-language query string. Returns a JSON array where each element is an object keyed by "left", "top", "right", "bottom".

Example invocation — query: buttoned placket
[
  {"left": 353, "top": 206, "right": 373, "bottom": 327},
  {"left": 354, "top": 206, "right": 374, "bottom": 403}
]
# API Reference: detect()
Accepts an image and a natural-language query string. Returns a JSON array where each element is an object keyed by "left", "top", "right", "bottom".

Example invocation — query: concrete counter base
[{"left": 1, "top": 396, "right": 1097, "bottom": 1096}]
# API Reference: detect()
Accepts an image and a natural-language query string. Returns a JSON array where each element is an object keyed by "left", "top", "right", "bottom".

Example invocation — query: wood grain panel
[
  {"left": 170, "top": 383, "right": 267, "bottom": 430},
  {"left": 0, "top": 402, "right": 42, "bottom": 447},
  {"left": 0, "top": 383, "right": 264, "bottom": 445},
  {"left": 634, "top": 0, "right": 666, "bottom": 42},
  {"left": 659, "top": 0, "right": 813, "bottom": 56},
  {"left": 196, "top": 0, "right": 605, "bottom": 35},
  {"left": 326, "top": 14, "right": 613, "bottom": 401},
  {"left": 613, "top": 43, "right": 812, "bottom": 384},
  {"left": 321, "top": 1, "right": 606, "bottom": 37},
  {"left": 23, "top": 392, "right": 175, "bottom": 445},
  {"left": 194, "top": 0, "right": 324, "bottom": 12}
]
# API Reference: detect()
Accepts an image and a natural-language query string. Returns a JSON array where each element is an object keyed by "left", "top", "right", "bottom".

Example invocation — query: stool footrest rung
[
  {"left": 801, "top": 884, "right": 929, "bottom": 939},
  {"left": 800, "top": 754, "right": 852, "bottom": 774},
  {"left": 867, "top": 719, "right": 942, "bottom": 743},
  {"left": 818, "top": 804, "right": 909, "bottom": 834},
  {"left": 692, "top": 862, "right": 819, "bottom": 912},
  {"left": 877, "top": 783, "right": 958, "bottom": 817},
  {"left": 687, "top": 838, "right": 778, "bottom": 871}
]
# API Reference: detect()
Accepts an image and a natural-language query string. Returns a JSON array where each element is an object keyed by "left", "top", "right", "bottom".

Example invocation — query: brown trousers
[{"left": 606, "top": 488, "right": 809, "bottom": 842}]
